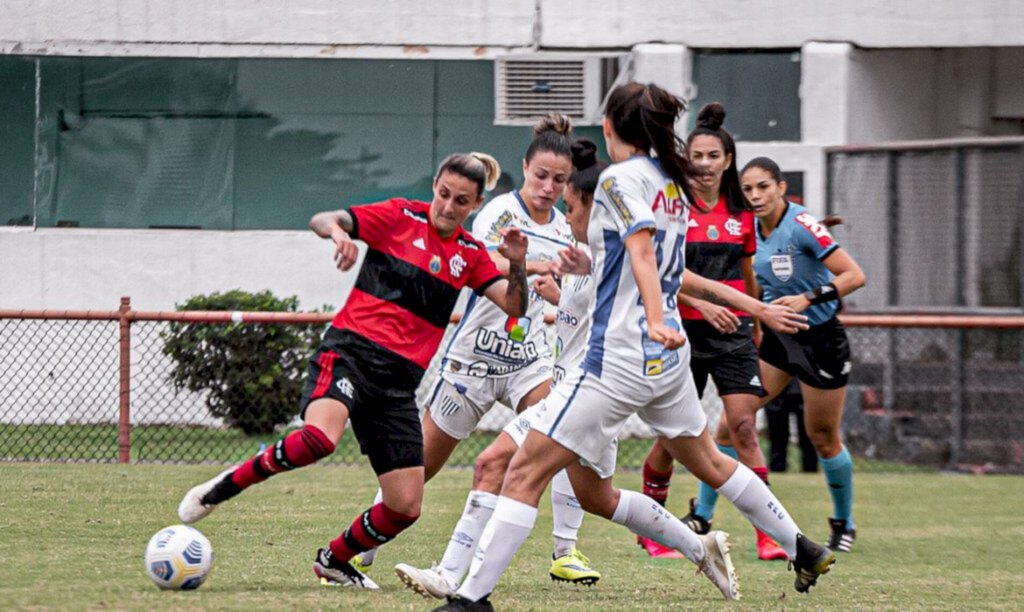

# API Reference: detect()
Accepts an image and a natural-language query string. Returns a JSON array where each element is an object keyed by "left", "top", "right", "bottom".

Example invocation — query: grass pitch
[{"left": 1, "top": 463, "right": 1021, "bottom": 610}]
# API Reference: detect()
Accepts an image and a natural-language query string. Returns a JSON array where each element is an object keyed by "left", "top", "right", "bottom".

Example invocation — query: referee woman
[{"left": 741, "top": 156, "right": 866, "bottom": 553}]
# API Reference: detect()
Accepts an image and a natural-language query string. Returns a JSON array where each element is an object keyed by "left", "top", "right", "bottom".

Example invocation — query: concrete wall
[
  {"left": 0, "top": 227, "right": 356, "bottom": 311},
  {"left": 3, "top": 0, "right": 1023, "bottom": 57}
]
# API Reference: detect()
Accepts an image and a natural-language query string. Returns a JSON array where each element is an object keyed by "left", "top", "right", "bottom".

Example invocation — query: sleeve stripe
[
  {"left": 624, "top": 220, "right": 657, "bottom": 239},
  {"left": 817, "top": 243, "right": 840, "bottom": 261},
  {"left": 815, "top": 244, "right": 839, "bottom": 260},
  {"left": 473, "top": 274, "right": 504, "bottom": 296}
]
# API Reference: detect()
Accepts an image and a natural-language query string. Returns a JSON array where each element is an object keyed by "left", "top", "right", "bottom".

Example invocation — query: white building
[{"left": 2, "top": 0, "right": 1022, "bottom": 310}]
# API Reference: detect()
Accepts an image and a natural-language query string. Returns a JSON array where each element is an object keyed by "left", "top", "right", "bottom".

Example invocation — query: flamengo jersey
[
  {"left": 332, "top": 198, "right": 503, "bottom": 384},
  {"left": 754, "top": 202, "right": 840, "bottom": 327},
  {"left": 552, "top": 249, "right": 595, "bottom": 387},
  {"left": 584, "top": 156, "right": 689, "bottom": 381},
  {"left": 441, "top": 191, "right": 574, "bottom": 377},
  {"left": 680, "top": 196, "right": 756, "bottom": 319}
]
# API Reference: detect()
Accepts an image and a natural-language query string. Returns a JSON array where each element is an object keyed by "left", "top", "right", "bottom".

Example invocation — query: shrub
[{"left": 161, "top": 290, "right": 326, "bottom": 435}]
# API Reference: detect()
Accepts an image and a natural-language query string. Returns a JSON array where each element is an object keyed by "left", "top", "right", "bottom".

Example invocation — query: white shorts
[
  {"left": 503, "top": 402, "right": 619, "bottom": 477},
  {"left": 528, "top": 365, "right": 706, "bottom": 479},
  {"left": 426, "top": 359, "right": 553, "bottom": 440}
]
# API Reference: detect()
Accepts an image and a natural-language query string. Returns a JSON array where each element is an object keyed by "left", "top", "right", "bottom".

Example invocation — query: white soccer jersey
[
  {"left": 552, "top": 252, "right": 595, "bottom": 387},
  {"left": 441, "top": 190, "right": 574, "bottom": 378},
  {"left": 582, "top": 156, "right": 690, "bottom": 387}
]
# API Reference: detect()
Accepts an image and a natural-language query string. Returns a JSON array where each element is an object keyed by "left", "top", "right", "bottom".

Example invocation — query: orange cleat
[
  {"left": 756, "top": 529, "right": 789, "bottom": 561},
  {"left": 637, "top": 536, "right": 685, "bottom": 559}
]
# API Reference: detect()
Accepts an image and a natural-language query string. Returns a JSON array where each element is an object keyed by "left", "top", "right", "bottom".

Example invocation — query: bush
[{"left": 161, "top": 290, "right": 326, "bottom": 435}]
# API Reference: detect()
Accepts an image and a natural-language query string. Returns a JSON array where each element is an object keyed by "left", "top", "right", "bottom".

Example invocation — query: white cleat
[
  {"left": 177, "top": 467, "right": 236, "bottom": 523},
  {"left": 394, "top": 563, "right": 455, "bottom": 599},
  {"left": 696, "top": 530, "right": 740, "bottom": 600},
  {"left": 314, "top": 549, "right": 380, "bottom": 589}
]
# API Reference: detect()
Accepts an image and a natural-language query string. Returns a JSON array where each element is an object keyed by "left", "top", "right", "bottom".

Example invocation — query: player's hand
[
  {"left": 771, "top": 294, "right": 812, "bottom": 314},
  {"left": 332, "top": 230, "right": 359, "bottom": 271},
  {"left": 759, "top": 303, "right": 809, "bottom": 334},
  {"left": 753, "top": 320, "right": 763, "bottom": 348},
  {"left": 696, "top": 301, "right": 741, "bottom": 334},
  {"left": 533, "top": 274, "right": 561, "bottom": 305},
  {"left": 648, "top": 322, "right": 686, "bottom": 350},
  {"left": 554, "top": 244, "right": 592, "bottom": 276},
  {"left": 498, "top": 227, "right": 528, "bottom": 263}
]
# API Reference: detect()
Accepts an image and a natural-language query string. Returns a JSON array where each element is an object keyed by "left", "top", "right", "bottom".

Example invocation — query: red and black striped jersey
[
  {"left": 680, "top": 196, "right": 756, "bottom": 320},
  {"left": 330, "top": 198, "right": 503, "bottom": 388}
]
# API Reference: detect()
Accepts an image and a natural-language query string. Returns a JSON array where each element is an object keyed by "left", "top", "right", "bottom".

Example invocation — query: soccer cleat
[
  {"left": 351, "top": 553, "right": 373, "bottom": 574},
  {"left": 637, "top": 536, "right": 684, "bottom": 559},
  {"left": 177, "top": 467, "right": 238, "bottom": 523},
  {"left": 313, "top": 548, "right": 380, "bottom": 589},
  {"left": 679, "top": 497, "right": 711, "bottom": 535},
  {"left": 432, "top": 594, "right": 495, "bottom": 611},
  {"left": 395, "top": 563, "right": 455, "bottom": 599},
  {"left": 791, "top": 534, "right": 836, "bottom": 593},
  {"left": 695, "top": 531, "right": 740, "bottom": 600},
  {"left": 827, "top": 518, "right": 857, "bottom": 552},
  {"left": 549, "top": 548, "right": 601, "bottom": 585},
  {"left": 756, "top": 529, "right": 789, "bottom": 561}
]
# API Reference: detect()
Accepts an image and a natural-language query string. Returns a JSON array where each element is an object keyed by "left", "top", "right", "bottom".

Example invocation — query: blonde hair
[
  {"left": 533, "top": 113, "right": 573, "bottom": 138},
  {"left": 435, "top": 152, "right": 502, "bottom": 194}
]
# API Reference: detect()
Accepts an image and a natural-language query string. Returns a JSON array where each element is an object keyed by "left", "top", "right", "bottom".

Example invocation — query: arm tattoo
[
  {"left": 507, "top": 260, "right": 529, "bottom": 316},
  {"left": 699, "top": 288, "right": 731, "bottom": 307}
]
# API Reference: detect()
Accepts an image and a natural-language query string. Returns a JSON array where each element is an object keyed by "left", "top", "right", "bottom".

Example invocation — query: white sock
[
  {"left": 438, "top": 490, "right": 498, "bottom": 589},
  {"left": 610, "top": 489, "right": 704, "bottom": 564},
  {"left": 716, "top": 463, "right": 800, "bottom": 558},
  {"left": 550, "top": 469, "right": 583, "bottom": 558},
  {"left": 357, "top": 488, "right": 385, "bottom": 565},
  {"left": 457, "top": 496, "right": 538, "bottom": 602}
]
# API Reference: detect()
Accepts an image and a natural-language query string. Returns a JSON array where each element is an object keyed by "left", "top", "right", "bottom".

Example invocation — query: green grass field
[{"left": 1, "top": 464, "right": 1021, "bottom": 610}]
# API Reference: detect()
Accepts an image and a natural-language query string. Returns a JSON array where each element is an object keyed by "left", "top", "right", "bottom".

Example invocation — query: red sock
[
  {"left": 642, "top": 461, "right": 674, "bottom": 506},
  {"left": 752, "top": 465, "right": 770, "bottom": 486},
  {"left": 231, "top": 425, "right": 335, "bottom": 489},
  {"left": 329, "top": 503, "right": 419, "bottom": 562}
]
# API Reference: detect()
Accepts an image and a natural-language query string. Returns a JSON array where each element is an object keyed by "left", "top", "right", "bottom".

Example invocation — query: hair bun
[
  {"left": 570, "top": 138, "right": 598, "bottom": 171},
  {"left": 534, "top": 113, "right": 573, "bottom": 138},
  {"left": 696, "top": 102, "right": 726, "bottom": 130}
]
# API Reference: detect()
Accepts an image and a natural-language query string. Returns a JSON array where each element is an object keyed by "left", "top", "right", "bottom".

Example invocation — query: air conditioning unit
[{"left": 494, "top": 53, "right": 627, "bottom": 126}]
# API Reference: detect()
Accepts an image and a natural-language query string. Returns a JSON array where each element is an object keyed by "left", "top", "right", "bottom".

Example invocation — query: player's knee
[
  {"left": 729, "top": 416, "right": 759, "bottom": 453},
  {"left": 385, "top": 493, "right": 423, "bottom": 518},
  {"left": 807, "top": 427, "right": 840, "bottom": 456},
  {"left": 473, "top": 448, "right": 511, "bottom": 490}
]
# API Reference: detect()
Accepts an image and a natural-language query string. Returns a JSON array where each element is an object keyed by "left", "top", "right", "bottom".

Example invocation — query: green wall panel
[{"left": 0, "top": 56, "right": 36, "bottom": 225}]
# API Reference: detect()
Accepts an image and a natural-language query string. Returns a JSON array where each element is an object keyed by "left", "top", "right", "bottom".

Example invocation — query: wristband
[{"left": 803, "top": 282, "right": 839, "bottom": 305}]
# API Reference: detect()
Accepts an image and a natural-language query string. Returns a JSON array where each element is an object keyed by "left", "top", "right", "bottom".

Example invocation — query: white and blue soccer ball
[{"left": 144, "top": 525, "right": 214, "bottom": 590}]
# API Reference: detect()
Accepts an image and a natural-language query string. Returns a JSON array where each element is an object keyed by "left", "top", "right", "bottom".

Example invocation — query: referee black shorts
[
  {"left": 758, "top": 317, "right": 851, "bottom": 390},
  {"left": 299, "top": 342, "right": 424, "bottom": 476}
]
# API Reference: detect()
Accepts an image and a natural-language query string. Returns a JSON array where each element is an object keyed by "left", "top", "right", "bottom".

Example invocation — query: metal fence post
[{"left": 118, "top": 296, "right": 131, "bottom": 463}]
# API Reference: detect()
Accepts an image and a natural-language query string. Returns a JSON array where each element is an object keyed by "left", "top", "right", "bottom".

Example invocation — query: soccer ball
[{"left": 144, "top": 525, "right": 214, "bottom": 590}]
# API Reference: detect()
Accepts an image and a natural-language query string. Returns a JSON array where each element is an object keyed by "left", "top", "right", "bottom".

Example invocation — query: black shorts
[
  {"left": 690, "top": 340, "right": 766, "bottom": 399},
  {"left": 759, "top": 317, "right": 851, "bottom": 390},
  {"left": 299, "top": 341, "right": 424, "bottom": 475}
]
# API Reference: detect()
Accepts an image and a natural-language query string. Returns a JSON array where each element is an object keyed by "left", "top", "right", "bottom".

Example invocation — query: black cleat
[
  {"left": 791, "top": 534, "right": 836, "bottom": 593},
  {"left": 432, "top": 594, "right": 495, "bottom": 611},
  {"left": 827, "top": 518, "right": 857, "bottom": 552},
  {"left": 313, "top": 548, "right": 380, "bottom": 589},
  {"left": 679, "top": 497, "right": 711, "bottom": 535}
]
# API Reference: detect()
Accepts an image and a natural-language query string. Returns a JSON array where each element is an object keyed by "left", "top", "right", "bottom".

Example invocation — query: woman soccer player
[
  {"left": 741, "top": 156, "right": 866, "bottom": 553},
  {"left": 637, "top": 102, "right": 787, "bottom": 561},
  {"left": 394, "top": 138, "right": 606, "bottom": 600},
  {"left": 355, "top": 114, "right": 599, "bottom": 584},
  {"left": 435, "top": 83, "right": 837, "bottom": 611},
  {"left": 176, "top": 152, "right": 530, "bottom": 590}
]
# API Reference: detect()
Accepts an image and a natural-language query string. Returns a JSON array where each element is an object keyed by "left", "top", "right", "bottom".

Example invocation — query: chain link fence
[{"left": 3, "top": 302, "right": 1023, "bottom": 473}]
